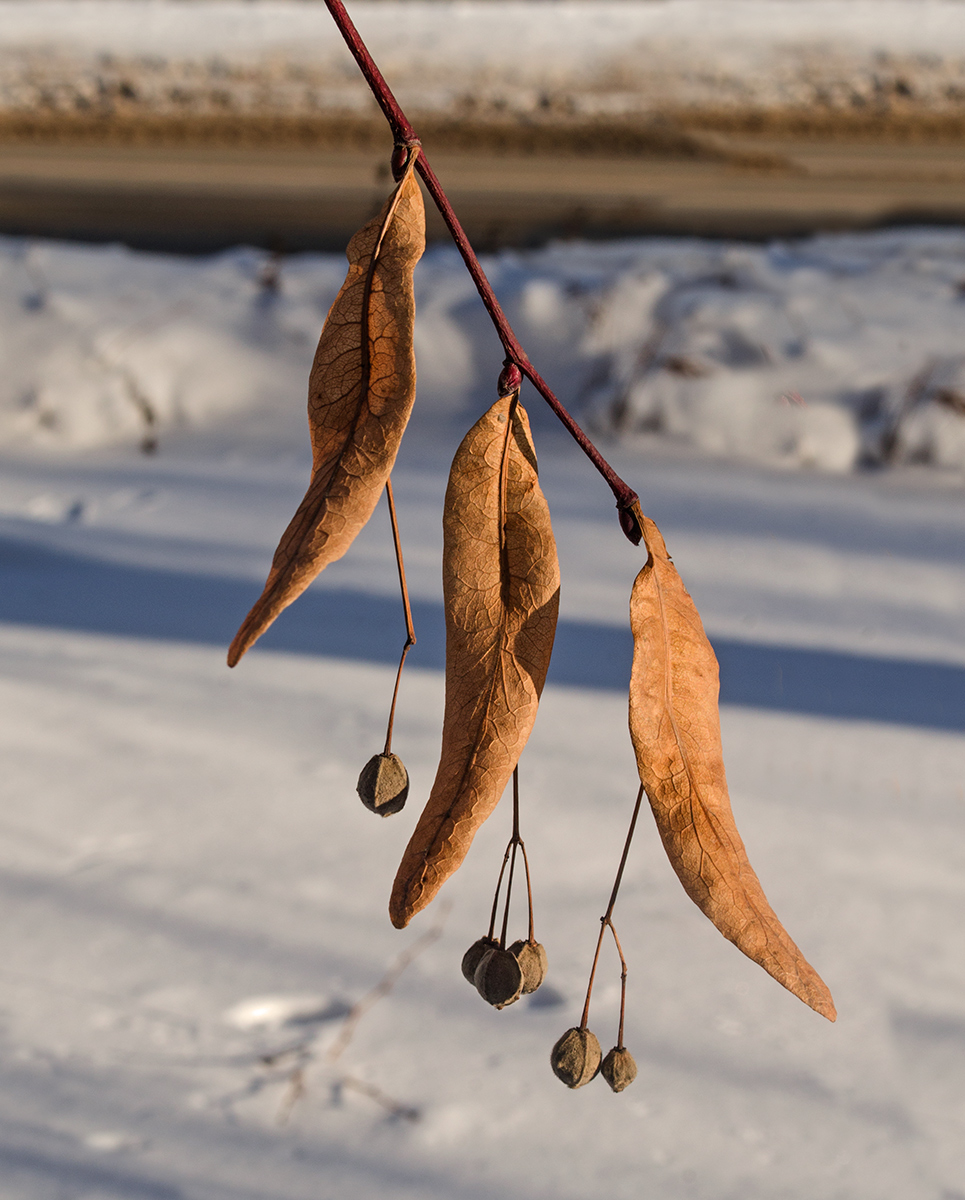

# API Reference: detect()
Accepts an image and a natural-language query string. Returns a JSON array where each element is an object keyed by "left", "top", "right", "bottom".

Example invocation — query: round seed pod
[
  {"left": 356, "top": 753, "right": 408, "bottom": 816},
  {"left": 474, "top": 947, "right": 524, "bottom": 1009},
  {"left": 508, "top": 939, "right": 547, "bottom": 994},
  {"left": 461, "top": 937, "right": 499, "bottom": 985},
  {"left": 601, "top": 1046, "right": 638, "bottom": 1093},
  {"left": 551, "top": 1027, "right": 602, "bottom": 1089}
]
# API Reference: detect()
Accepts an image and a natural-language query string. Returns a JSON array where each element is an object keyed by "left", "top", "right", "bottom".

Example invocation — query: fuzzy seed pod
[
  {"left": 461, "top": 937, "right": 499, "bottom": 985},
  {"left": 550, "top": 1027, "right": 601, "bottom": 1089},
  {"left": 601, "top": 1046, "right": 638, "bottom": 1093},
  {"left": 356, "top": 752, "right": 409, "bottom": 816},
  {"left": 474, "top": 947, "right": 523, "bottom": 1009},
  {"left": 508, "top": 939, "right": 547, "bottom": 994}
]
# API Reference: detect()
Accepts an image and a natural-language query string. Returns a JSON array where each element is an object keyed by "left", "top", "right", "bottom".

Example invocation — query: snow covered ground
[
  {"left": 4, "top": 228, "right": 965, "bottom": 474},
  {"left": 3, "top": 0, "right": 965, "bottom": 120},
  {"left": 0, "top": 225, "right": 964, "bottom": 1198}
]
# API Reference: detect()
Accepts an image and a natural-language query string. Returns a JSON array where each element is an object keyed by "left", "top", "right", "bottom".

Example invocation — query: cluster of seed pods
[
  {"left": 458, "top": 769, "right": 549, "bottom": 1009},
  {"left": 353, "top": 477, "right": 641, "bottom": 1094},
  {"left": 551, "top": 1028, "right": 638, "bottom": 1092},
  {"left": 462, "top": 936, "right": 548, "bottom": 1008},
  {"left": 548, "top": 785, "right": 646, "bottom": 1093}
]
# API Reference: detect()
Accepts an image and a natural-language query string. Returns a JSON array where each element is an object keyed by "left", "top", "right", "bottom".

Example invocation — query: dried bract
[
  {"left": 389, "top": 396, "right": 560, "bottom": 927},
  {"left": 550, "top": 1027, "right": 601, "bottom": 1089},
  {"left": 228, "top": 161, "right": 425, "bottom": 666},
  {"left": 601, "top": 1047, "right": 637, "bottom": 1093},
  {"left": 628, "top": 513, "right": 836, "bottom": 1021},
  {"left": 356, "top": 752, "right": 409, "bottom": 816},
  {"left": 474, "top": 947, "right": 524, "bottom": 1009},
  {"left": 509, "top": 939, "right": 547, "bottom": 994}
]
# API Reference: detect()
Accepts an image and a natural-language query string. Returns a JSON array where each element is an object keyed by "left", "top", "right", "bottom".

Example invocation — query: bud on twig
[{"left": 497, "top": 361, "right": 523, "bottom": 398}]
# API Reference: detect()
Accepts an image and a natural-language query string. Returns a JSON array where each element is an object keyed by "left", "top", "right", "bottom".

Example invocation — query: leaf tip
[
  {"left": 226, "top": 632, "right": 249, "bottom": 668},
  {"left": 787, "top": 964, "right": 836, "bottom": 1021}
]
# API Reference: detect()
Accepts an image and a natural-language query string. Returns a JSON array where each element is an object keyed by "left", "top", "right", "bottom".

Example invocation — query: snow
[
  {"left": 1, "top": 222, "right": 965, "bottom": 1197},
  {"left": 4, "top": 229, "right": 965, "bottom": 476},
  {"left": 3, "top": 0, "right": 965, "bottom": 119}
]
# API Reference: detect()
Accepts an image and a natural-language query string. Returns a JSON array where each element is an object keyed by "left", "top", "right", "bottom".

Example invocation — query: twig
[
  {"left": 340, "top": 1075, "right": 420, "bottom": 1122},
  {"left": 326, "top": 908, "right": 448, "bottom": 1064},
  {"left": 268, "top": 909, "right": 448, "bottom": 1125},
  {"left": 321, "top": 0, "right": 643, "bottom": 546}
]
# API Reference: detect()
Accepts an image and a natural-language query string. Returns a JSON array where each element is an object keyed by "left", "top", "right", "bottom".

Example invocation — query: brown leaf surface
[
  {"left": 389, "top": 395, "right": 560, "bottom": 928},
  {"left": 227, "top": 161, "right": 425, "bottom": 666},
  {"left": 629, "top": 513, "right": 836, "bottom": 1020}
]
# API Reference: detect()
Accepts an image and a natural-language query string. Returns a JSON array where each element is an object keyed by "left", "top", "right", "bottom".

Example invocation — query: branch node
[
  {"left": 497, "top": 361, "right": 524, "bottom": 398},
  {"left": 619, "top": 499, "right": 645, "bottom": 546},
  {"left": 391, "top": 141, "right": 422, "bottom": 181}
]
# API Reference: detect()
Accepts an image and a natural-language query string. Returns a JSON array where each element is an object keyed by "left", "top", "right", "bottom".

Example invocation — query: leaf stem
[{"left": 322, "top": 0, "right": 643, "bottom": 545}]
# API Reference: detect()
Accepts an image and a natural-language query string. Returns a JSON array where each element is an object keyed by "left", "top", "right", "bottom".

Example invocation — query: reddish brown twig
[{"left": 322, "top": 0, "right": 643, "bottom": 545}]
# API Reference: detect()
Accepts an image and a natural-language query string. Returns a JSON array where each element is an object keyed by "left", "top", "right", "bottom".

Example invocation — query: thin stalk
[
  {"left": 519, "top": 838, "right": 536, "bottom": 944},
  {"left": 602, "top": 784, "right": 644, "bottom": 920},
  {"left": 487, "top": 841, "right": 513, "bottom": 943},
  {"left": 486, "top": 767, "right": 533, "bottom": 947},
  {"left": 322, "top": 0, "right": 643, "bottom": 545},
  {"left": 510, "top": 767, "right": 537, "bottom": 943},
  {"left": 382, "top": 477, "right": 416, "bottom": 756},
  {"left": 579, "top": 918, "right": 609, "bottom": 1032},
  {"left": 498, "top": 839, "right": 518, "bottom": 951},
  {"left": 609, "top": 922, "right": 629, "bottom": 1049},
  {"left": 497, "top": 768, "right": 522, "bottom": 949},
  {"left": 579, "top": 784, "right": 645, "bottom": 1030}
]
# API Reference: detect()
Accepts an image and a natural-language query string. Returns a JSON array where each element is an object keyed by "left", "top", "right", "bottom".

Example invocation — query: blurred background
[
  {"left": 4, "top": 0, "right": 965, "bottom": 251},
  {"left": 1, "top": 4, "right": 964, "bottom": 1200}
]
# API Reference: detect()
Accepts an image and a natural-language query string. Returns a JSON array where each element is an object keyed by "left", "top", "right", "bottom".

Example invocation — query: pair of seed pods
[
  {"left": 551, "top": 1028, "right": 638, "bottom": 1093},
  {"left": 461, "top": 936, "right": 547, "bottom": 1009}
]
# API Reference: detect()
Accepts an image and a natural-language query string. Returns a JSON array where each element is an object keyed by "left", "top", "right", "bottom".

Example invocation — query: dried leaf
[
  {"left": 628, "top": 514, "right": 836, "bottom": 1021},
  {"left": 227, "top": 161, "right": 425, "bottom": 666},
  {"left": 389, "top": 396, "right": 560, "bottom": 928}
]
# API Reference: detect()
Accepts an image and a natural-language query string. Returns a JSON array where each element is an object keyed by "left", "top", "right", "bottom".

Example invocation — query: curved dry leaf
[
  {"left": 228, "top": 161, "right": 425, "bottom": 666},
  {"left": 629, "top": 514, "right": 836, "bottom": 1020},
  {"left": 390, "top": 395, "right": 560, "bottom": 928}
]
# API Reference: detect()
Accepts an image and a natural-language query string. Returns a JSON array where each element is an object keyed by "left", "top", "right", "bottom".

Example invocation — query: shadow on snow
[{"left": 1, "top": 534, "right": 962, "bottom": 733}]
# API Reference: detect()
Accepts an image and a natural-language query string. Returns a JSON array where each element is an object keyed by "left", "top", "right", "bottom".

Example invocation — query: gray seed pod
[
  {"left": 356, "top": 752, "right": 409, "bottom": 816},
  {"left": 474, "top": 947, "right": 523, "bottom": 1009},
  {"left": 461, "top": 937, "right": 499, "bottom": 985},
  {"left": 601, "top": 1046, "right": 638, "bottom": 1093},
  {"left": 550, "top": 1027, "right": 602, "bottom": 1089},
  {"left": 508, "top": 939, "right": 547, "bottom": 994}
]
